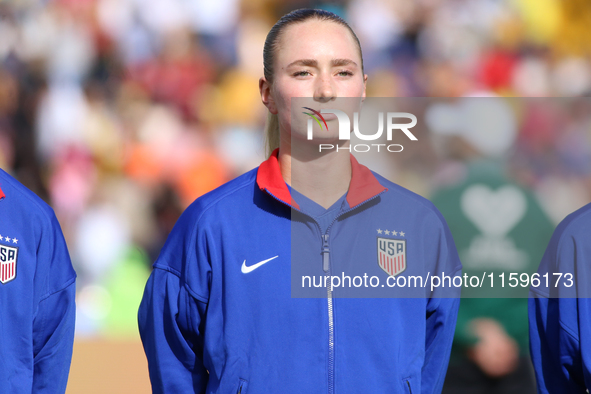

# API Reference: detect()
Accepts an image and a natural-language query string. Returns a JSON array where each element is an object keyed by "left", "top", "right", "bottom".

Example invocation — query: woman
[
  {"left": 138, "top": 8, "right": 461, "bottom": 393},
  {"left": 0, "top": 169, "right": 76, "bottom": 393},
  {"left": 529, "top": 202, "right": 591, "bottom": 392}
]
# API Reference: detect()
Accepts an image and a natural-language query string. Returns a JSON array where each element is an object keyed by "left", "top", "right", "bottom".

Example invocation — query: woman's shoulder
[
  {"left": 159, "top": 167, "right": 261, "bottom": 261},
  {"left": 171, "top": 166, "right": 271, "bottom": 231},
  {"left": 184, "top": 167, "right": 259, "bottom": 214},
  {"left": 372, "top": 172, "right": 438, "bottom": 210},
  {"left": 371, "top": 170, "right": 454, "bottom": 233}
]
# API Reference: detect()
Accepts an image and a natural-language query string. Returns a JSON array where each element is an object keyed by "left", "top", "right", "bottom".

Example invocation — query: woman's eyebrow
[
  {"left": 332, "top": 58, "right": 358, "bottom": 67},
  {"left": 286, "top": 59, "right": 318, "bottom": 68},
  {"left": 286, "top": 59, "right": 359, "bottom": 68}
]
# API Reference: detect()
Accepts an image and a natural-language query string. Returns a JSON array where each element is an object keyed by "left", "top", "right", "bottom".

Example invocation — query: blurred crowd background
[{"left": 1, "top": 0, "right": 591, "bottom": 342}]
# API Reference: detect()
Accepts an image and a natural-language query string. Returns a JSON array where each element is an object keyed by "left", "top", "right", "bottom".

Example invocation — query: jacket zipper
[
  {"left": 323, "top": 233, "right": 335, "bottom": 394},
  {"left": 265, "top": 187, "right": 387, "bottom": 394},
  {"left": 236, "top": 378, "right": 247, "bottom": 394},
  {"left": 326, "top": 260, "right": 335, "bottom": 394},
  {"left": 322, "top": 234, "right": 330, "bottom": 272},
  {"left": 321, "top": 192, "right": 386, "bottom": 394}
]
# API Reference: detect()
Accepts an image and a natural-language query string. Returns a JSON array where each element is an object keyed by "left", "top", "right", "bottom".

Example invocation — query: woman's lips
[{"left": 317, "top": 112, "right": 337, "bottom": 121}]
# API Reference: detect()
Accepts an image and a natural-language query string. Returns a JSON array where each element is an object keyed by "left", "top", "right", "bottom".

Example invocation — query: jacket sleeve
[
  {"left": 32, "top": 282, "right": 76, "bottom": 393},
  {"left": 529, "top": 296, "right": 586, "bottom": 393},
  {"left": 421, "top": 212, "right": 462, "bottom": 394},
  {"left": 528, "top": 216, "right": 588, "bottom": 394},
  {"left": 138, "top": 266, "right": 209, "bottom": 393},
  {"left": 138, "top": 203, "right": 213, "bottom": 393},
  {"left": 32, "top": 211, "right": 77, "bottom": 393},
  {"left": 422, "top": 286, "right": 461, "bottom": 393}
]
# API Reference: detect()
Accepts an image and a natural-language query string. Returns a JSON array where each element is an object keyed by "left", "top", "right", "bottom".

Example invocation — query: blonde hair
[{"left": 264, "top": 112, "right": 280, "bottom": 157}]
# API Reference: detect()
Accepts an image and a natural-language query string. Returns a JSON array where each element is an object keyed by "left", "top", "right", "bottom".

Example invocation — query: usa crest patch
[
  {"left": 0, "top": 244, "right": 18, "bottom": 284},
  {"left": 377, "top": 238, "right": 406, "bottom": 277}
]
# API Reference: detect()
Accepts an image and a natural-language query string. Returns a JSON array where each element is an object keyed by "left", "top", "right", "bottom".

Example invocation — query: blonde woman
[{"left": 139, "top": 8, "right": 461, "bottom": 393}]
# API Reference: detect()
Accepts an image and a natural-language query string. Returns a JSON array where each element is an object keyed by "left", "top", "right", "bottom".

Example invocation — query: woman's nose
[{"left": 314, "top": 74, "right": 336, "bottom": 102}]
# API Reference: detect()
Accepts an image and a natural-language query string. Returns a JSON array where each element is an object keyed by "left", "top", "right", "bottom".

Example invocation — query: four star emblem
[{"left": 376, "top": 229, "right": 406, "bottom": 237}]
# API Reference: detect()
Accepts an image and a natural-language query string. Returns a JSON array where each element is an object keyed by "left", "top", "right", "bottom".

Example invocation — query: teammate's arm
[
  {"left": 33, "top": 282, "right": 76, "bottom": 392},
  {"left": 528, "top": 211, "right": 590, "bottom": 394},
  {"left": 32, "top": 212, "right": 76, "bottom": 393},
  {"left": 528, "top": 235, "right": 586, "bottom": 393}
]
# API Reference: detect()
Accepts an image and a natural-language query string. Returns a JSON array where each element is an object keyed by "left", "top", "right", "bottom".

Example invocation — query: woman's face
[{"left": 261, "top": 19, "right": 367, "bottom": 142}]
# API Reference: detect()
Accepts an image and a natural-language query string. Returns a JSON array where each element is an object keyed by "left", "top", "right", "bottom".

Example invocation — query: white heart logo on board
[{"left": 461, "top": 184, "right": 527, "bottom": 237}]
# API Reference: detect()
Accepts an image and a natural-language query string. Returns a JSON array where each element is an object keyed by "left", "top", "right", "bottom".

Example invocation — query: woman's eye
[
  {"left": 337, "top": 70, "right": 353, "bottom": 77},
  {"left": 293, "top": 71, "right": 310, "bottom": 77}
]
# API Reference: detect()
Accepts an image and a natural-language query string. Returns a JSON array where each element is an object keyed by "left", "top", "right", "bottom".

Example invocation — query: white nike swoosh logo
[{"left": 241, "top": 256, "right": 279, "bottom": 274}]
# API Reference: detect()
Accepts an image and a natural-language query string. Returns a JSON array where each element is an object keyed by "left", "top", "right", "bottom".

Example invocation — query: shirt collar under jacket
[
  {"left": 256, "top": 148, "right": 387, "bottom": 210},
  {"left": 0, "top": 186, "right": 4, "bottom": 200}
]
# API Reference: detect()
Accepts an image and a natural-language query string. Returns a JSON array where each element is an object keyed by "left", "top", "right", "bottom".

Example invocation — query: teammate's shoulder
[
  {"left": 532, "top": 203, "right": 591, "bottom": 298},
  {"left": 552, "top": 202, "right": 591, "bottom": 242},
  {"left": 0, "top": 168, "right": 56, "bottom": 223}
]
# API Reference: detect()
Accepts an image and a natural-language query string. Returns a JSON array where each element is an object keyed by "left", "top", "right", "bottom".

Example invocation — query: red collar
[
  {"left": 256, "top": 148, "right": 387, "bottom": 210},
  {"left": 0, "top": 186, "right": 4, "bottom": 200}
]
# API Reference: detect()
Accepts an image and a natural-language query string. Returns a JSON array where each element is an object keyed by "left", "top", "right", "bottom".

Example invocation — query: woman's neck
[{"left": 279, "top": 134, "right": 351, "bottom": 209}]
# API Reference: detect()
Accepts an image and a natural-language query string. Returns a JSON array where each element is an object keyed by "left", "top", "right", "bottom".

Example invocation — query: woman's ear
[
  {"left": 362, "top": 74, "right": 368, "bottom": 101},
  {"left": 259, "top": 77, "right": 278, "bottom": 114}
]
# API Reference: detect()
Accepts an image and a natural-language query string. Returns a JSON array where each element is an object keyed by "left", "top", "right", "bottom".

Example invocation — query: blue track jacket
[
  {"left": 138, "top": 149, "right": 462, "bottom": 393},
  {"left": 529, "top": 202, "right": 591, "bottom": 393},
  {"left": 0, "top": 169, "right": 76, "bottom": 393}
]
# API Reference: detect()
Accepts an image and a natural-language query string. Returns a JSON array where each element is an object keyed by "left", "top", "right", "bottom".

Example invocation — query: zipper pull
[{"left": 322, "top": 234, "right": 330, "bottom": 272}]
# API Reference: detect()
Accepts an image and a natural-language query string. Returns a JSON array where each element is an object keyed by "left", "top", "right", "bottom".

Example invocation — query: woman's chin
[{"left": 290, "top": 133, "right": 341, "bottom": 144}]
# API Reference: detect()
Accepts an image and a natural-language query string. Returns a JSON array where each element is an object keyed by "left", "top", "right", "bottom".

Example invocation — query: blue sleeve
[
  {"left": 33, "top": 281, "right": 76, "bottom": 393},
  {"left": 529, "top": 296, "right": 588, "bottom": 393},
  {"left": 138, "top": 267, "right": 209, "bottom": 393},
  {"left": 32, "top": 211, "right": 77, "bottom": 393},
  {"left": 138, "top": 203, "right": 213, "bottom": 393},
  {"left": 422, "top": 296, "right": 461, "bottom": 393},
  {"left": 528, "top": 206, "right": 591, "bottom": 393},
  {"left": 422, "top": 213, "right": 462, "bottom": 394}
]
